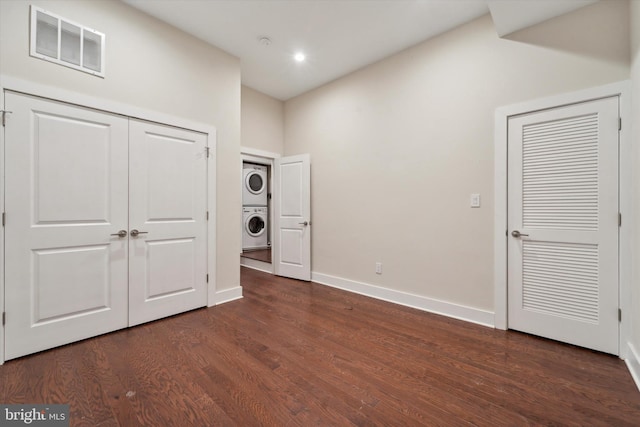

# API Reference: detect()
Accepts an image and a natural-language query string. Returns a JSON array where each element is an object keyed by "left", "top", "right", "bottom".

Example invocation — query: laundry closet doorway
[
  {"left": 240, "top": 149, "right": 311, "bottom": 281},
  {"left": 241, "top": 152, "right": 274, "bottom": 270},
  {"left": 3, "top": 90, "right": 212, "bottom": 361}
]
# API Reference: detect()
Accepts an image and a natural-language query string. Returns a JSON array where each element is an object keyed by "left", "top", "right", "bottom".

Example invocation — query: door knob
[
  {"left": 299, "top": 221, "right": 309, "bottom": 226},
  {"left": 511, "top": 230, "right": 529, "bottom": 238},
  {"left": 130, "top": 229, "right": 148, "bottom": 237},
  {"left": 110, "top": 230, "right": 127, "bottom": 238}
]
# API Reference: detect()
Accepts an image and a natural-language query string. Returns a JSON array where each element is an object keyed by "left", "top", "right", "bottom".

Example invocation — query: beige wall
[
  {"left": 631, "top": 0, "right": 640, "bottom": 354},
  {"left": 0, "top": 0, "right": 634, "bottom": 333},
  {"left": 284, "top": 1, "right": 630, "bottom": 311},
  {"left": 242, "top": 86, "right": 284, "bottom": 154},
  {"left": 0, "top": 0, "right": 241, "bottom": 291}
]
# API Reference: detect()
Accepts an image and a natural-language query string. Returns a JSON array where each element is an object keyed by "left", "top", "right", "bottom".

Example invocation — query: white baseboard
[
  {"left": 214, "top": 286, "right": 243, "bottom": 305},
  {"left": 311, "top": 272, "right": 494, "bottom": 328},
  {"left": 626, "top": 342, "right": 640, "bottom": 392},
  {"left": 240, "top": 257, "right": 274, "bottom": 274}
]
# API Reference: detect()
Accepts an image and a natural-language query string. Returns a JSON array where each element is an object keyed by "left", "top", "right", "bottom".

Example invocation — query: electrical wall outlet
[{"left": 375, "top": 262, "right": 382, "bottom": 274}]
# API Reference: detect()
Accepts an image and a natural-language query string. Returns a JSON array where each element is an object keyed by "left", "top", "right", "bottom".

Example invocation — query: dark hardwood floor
[
  {"left": 241, "top": 248, "right": 272, "bottom": 263},
  {"left": 2, "top": 267, "right": 639, "bottom": 426}
]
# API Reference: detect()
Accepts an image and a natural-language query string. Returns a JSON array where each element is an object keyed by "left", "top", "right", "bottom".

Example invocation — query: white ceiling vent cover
[{"left": 30, "top": 6, "right": 105, "bottom": 77}]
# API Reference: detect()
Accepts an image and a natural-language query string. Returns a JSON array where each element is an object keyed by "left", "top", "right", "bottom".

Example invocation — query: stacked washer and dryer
[{"left": 242, "top": 163, "right": 269, "bottom": 251}]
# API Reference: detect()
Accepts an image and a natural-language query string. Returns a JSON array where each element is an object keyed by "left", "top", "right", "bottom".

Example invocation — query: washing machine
[
  {"left": 243, "top": 163, "right": 268, "bottom": 206},
  {"left": 243, "top": 206, "right": 268, "bottom": 250}
]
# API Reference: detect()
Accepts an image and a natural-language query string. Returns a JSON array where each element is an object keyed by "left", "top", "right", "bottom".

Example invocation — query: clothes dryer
[
  {"left": 243, "top": 164, "right": 268, "bottom": 206},
  {"left": 242, "top": 206, "right": 268, "bottom": 250}
]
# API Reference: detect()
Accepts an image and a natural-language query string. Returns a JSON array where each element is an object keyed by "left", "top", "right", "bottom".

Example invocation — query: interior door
[
  {"left": 507, "top": 97, "right": 619, "bottom": 354},
  {"left": 274, "top": 154, "right": 311, "bottom": 281},
  {"left": 128, "top": 120, "right": 208, "bottom": 326},
  {"left": 4, "top": 92, "right": 129, "bottom": 360}
]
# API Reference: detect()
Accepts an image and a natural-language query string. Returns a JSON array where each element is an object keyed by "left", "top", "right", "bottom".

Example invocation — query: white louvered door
[{"left": 507, "top": 97, "right": 619, "bottom": 355}]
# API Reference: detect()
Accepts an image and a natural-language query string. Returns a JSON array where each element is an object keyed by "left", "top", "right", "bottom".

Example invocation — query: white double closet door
[{"left": 4, "top": 92, "right": 208, "bottom": 360}]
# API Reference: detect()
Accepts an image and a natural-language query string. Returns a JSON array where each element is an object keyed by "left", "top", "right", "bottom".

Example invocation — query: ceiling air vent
[{"left": 30, "top": 6, "right": 105, "bottom": 77}]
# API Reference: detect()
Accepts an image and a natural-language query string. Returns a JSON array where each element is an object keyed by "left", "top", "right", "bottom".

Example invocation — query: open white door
[
  {"left": 274, "top": 154, "right": 311, "bottom": 281},
  {"left": 507, "top": 97, "right": 619, "bottom": 354}
]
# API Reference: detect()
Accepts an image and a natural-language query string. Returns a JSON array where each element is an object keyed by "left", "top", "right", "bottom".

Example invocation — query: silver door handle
[
  {"left": 511, "top": 230, "right": 529, "bottom": 238},
  {"left": 130, "top": 229, "right": 148, "bottom": 237},
  {"left": 110, "top": 230, "right": 127, "bottom": 238},
  {"left": 299, "top": 221, "right": 309, "bottom": 226}
]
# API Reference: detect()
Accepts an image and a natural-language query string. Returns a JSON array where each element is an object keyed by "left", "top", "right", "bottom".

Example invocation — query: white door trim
[
  {"left": 0, "top": 76, "right": 218, "bottom": 363},
  {"left": 494, "top": 80, "right": 632, "bottom": 359},
  {"left": 0, "top": 81, "right": 6, "bottom": 365},
  {"left": 240, "top": 146, "right": 281, "bottom": 161}
]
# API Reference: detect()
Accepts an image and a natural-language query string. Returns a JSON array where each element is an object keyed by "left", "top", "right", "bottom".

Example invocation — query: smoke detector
[{"left": 258, "top": 36, "right": 272, "bottom": 46}]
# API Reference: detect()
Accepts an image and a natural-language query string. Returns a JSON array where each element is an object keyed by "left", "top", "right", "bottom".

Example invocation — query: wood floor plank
[
  {"left": 1, "top": 266, "right": 639, "bottom": 426},
  {"left": 52, "top": 344, "right": 97, "bottom": 426},
  {"left": 197, "top": 308, "right": 363, "bottom": 425},
  {"left": 312, "top": 301, "right": 634, "bottom": 424},
  {"left": 144, "top": 319, "right": 241, "bottom": 426},
  {"left": 244, "top": 282, "right": 552, "bottom": 423},
  {"left": 241, "top": 248, "right": 272, "bottom": 263},
  {"left": 77, "top": 335, "right": 138, "bottom": 426},
  {"left": 236, "top": 291, "right": 466, "bottom": 423},
  {"left": 242, "top": 271, "right": 639, "bottom": 422},
  {"left": 211, "top": 307, "right": 398, "bottom": 426},
  {"left": 98, "top": 329, "right": 169, "bottom": 426}
]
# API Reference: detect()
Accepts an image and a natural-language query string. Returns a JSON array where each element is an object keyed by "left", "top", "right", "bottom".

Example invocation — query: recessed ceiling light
[{"left": 294, "top": 52, "right": 306, "bottom": 62}]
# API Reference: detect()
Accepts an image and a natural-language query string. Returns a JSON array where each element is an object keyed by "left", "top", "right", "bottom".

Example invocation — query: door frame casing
[
  {"left": 494, "top": 80, "right": 632, "bottom": 358},
  {"left": 0, "top": 76, "right": 218, "bottom": 364},
  {"left": 0, "top": 80, "right": 5, "bottom": 365}
]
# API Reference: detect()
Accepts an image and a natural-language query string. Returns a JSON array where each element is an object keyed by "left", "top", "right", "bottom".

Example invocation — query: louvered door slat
[
  {"left": 522, "top": 113, "right": 598, "bottom": 232},
  {"left": 522, "top": 241, "right": 599, "bottom": 324}
]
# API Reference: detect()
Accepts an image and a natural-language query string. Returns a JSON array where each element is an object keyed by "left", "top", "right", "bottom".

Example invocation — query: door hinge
[
  {"left": 619, "top": 308, "right": 622, "bottom": 322},
  {"left": 2, "top": 312, "right": 5, "bottom": 326},
  {"left": 1, "top": 110, "right": 12, "bottom": 127},
  {"left": 206, "top": 274, "right": 209, "bottom": 283},
  {"left": 206, "top": 211, "right": 209, "bottom": 221},
  {"left": 2, "top": 212, "right": 5, "bottom": 227},
  {"left": 618, "top": 212, "right": 622, "bottom": 227},
  {"left": 618, "top": 117, "right": 622, "bottom": 131},
  {"left": 205, "top": 146, "right": 210, "bottom": 158}
]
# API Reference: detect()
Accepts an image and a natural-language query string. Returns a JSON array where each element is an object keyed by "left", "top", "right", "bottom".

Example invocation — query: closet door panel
[
  {"left": 128, "top": 120, "right": 207, "bottom": 326},
  {"left": 4, "top": 92, "right": 129, "bottom": 360}
]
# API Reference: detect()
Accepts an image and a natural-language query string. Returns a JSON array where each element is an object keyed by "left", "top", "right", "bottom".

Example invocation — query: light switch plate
[{"left": 470, "top": 193, "right": 481, "bottom": 208}]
